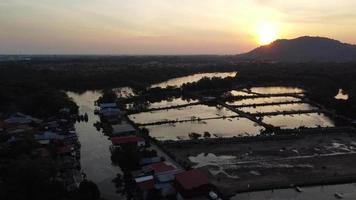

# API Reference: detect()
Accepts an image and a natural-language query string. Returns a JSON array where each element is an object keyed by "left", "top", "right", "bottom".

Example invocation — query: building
[
  {"left": 134, "top": 175, "right": 156, "bottom": 200},
  {"left": 111, "top": 135, "right": 146, "bottom": 147},
  {"left": 5, "top": 112, "right": 42, "bottom": 125},
  {"left": 35, "top": 131, "right": 64, "bottom": 141},
  {"left": 111, "top": 123, "right": 137, "bottom": 136},
  {"left": 99, "top": 103, "right": 118, "bottom": 109},
  {"left": 98, "top": 103, "right": 122, "bottom": 123},
  {"left": 144, "top": 162, "right": 184, "bottom": 197},
  {"left": 174, "top": 169, "right": 212, "bottom": 200},
  {"left": 139, "top": 156, "right": 162, "bottom": 166}
]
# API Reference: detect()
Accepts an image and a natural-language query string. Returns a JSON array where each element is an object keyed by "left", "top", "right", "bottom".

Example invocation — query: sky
[{"left": 1, "top": 0, "right": 356, "bottom": 55}]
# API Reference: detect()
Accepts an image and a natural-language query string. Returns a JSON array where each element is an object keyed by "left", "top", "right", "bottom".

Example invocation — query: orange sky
[{"left": 1, "top": 0, "right": 356, "bottom": 54}]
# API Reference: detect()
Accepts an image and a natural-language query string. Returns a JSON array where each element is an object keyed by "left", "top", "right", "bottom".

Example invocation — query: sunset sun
[{"left": 256, "top": 23, "right": 278, "bottom": 45}]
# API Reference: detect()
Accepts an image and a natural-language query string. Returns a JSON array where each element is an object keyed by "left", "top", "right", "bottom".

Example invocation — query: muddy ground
[{"left": 164, "top": 132, "right": 356, "bottom": 196}]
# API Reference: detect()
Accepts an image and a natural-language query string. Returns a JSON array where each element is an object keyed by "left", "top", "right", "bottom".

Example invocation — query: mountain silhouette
[{"left": 238, "top": 36, "right": 356, "bottom": 62}]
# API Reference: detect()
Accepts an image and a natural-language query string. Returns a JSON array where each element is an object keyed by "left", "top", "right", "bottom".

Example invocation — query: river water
[
  {"left": 67, "top": 91, "right": 124, "bottom": 200},
  {"left": 150, "top": 71, "right": 237, "bottom": 88}
]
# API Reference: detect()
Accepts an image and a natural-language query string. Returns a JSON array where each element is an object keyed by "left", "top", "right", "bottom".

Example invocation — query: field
[{"left": 164, "top": 131, "right": 356, "bottom": 196}]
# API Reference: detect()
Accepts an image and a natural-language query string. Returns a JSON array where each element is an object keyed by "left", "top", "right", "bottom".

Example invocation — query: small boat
[
  {"left": 334, "top": 192, "right": 344, "bottom": 199},
  {"left": 84, "top": 113, "right": 88, "bottom": 122},
  {"left": 294, "top": 186, "right": 302, "bottom": 193}
]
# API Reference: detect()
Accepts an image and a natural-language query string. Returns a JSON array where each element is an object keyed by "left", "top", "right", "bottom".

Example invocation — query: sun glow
[{"left": 256, "top": 23, "right": 278, "bottom": 45}]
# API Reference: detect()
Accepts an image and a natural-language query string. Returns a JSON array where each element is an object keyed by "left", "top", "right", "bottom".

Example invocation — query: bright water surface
[
  {"left": 262, "top": 113, "right": 335, "bottom": 129},
  {"left": 128, "top": 104, "right": 237, "bottom": 124},
  {"left": 145, "top": 117, "right": 264, "bottom": 141},
  {"left": 150, "top": 72, "right": 237, "bottom": 88},
  {"left": 250, "top": 87, "right": 304, "bottom": 94},
  {"left": 67, "top": 90, "right": 124, "bottom": 200},
  {"left": 240, "top": 103, "right": 317, "bottom": 114},
  {"left": 226, "top": 96, "right": 301, "bottom": 106}
]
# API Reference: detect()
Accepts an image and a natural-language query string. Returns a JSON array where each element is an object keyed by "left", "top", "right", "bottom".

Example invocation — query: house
[
  {"left": 174, "top": 170, "right": 212, "bottom": 200},
  {"left": 5, "top": 112, "right": 42, "bottom": 125},
  {"left": 144, "top": 162, "right": 183, "bottom": 197},
  {"left": 111, "top": 123, "right": 137, "bottom": 136},
  {"left": 98, "top": 103, "right": 122, "bottom": 123},
  {"left": 135, "top": 175, "right": 156, "bottom": 199},
  {"left": 100, "top": 108, "right": 122, "bottom": 123},
  {"left": 0, "top": 121, "right": 11, "bottom": 132},
  {"left": 139, "top": 156, "right": 162, "bottom": 166},
  {"left": 35, "top": 131, "right": 64, "bottom": 141},
  {"left": 111, "top": 135, "right": 146, "bottom": 147},
  {"left": 99, "top": 103, "right": 118, "bottom": 109},
  {"left": 6, "top": 124, "right": 33, "bottom": 134}
]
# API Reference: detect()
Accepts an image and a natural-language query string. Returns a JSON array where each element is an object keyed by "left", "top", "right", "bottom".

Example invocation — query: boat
[
  {"left": 334, "top": 192, "right": 344, "bottom": 199},
  {"left": 84, "top": 113, "right": 88, "bottom": 122},
  {"left": 294, "top": 186, "right": 302, "bottom": 192}
]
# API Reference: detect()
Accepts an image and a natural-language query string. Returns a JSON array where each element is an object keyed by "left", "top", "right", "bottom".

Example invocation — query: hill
[{"left": 238, "top": 36, "right": 356, "bottom": 62}]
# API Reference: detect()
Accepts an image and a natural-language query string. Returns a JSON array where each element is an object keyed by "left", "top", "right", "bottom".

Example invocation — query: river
[{"left": 67, "top": 90, "right": 124, "bottom": 200}]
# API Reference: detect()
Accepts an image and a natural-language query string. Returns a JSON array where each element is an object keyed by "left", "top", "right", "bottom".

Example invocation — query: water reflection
[
  {"left": 145, "top": 117, "right": 264, "bottom": 141},
  {"left": 250, "top": 87, "right": 304, "bottom": 94},
  {"left": 150, "top": 72, "right": 237, "bottom": 88},
  {"left": 262, "top": 113, "right": 335, "bottom": 129},
  {"left": 129, "top": 104, "right": 237, "bottom": 124},
  {"left": 227, "top": 96, "right": 300, "bottom": 106},
  {"left": 240, "top": 103, "right": 317, "bottom": 114},
  {"left": 229, "top": 90, "right": 256, "bottom": 97},
  {"left": 126, "top": 97, "right": 198, "bottom": 111},
  {"left": 67, "top": 90, "right": 124, "bottom": 200}
]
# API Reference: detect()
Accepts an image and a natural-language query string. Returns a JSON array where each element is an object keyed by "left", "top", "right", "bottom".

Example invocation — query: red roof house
[
  {"left": 147, "top": 162, "right": 176, "bottom": 174},
  {"left": 111, "top": 135, "right": 146, "bottom": 146},
  {"left": 174, "top": 169, "right": 212, "bottom": 199}
]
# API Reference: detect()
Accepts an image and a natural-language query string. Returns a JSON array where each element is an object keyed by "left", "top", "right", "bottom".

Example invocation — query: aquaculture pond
[
  {"left": 239, "top": 103, "right": 317, "bottom": 114},
  {"left": 262, "top": 113, "right": 335, "bottom": 129},
  {"left": 128, "top": 104, "right": 237, "bottom": 124},
  {"left": 232, "top": 183, "right": 356, "bottom": 200},
  {"left": 144, "top": 117, "right": 264, "bottom": 141},
  {"left": 226, "top": 96, "right": 301, "bottom": 106},
  {"left": 229, "top": 90, "right": 256, "bottom": 97},
  {"left": 150, "top": 71, "right": 237, "bottom": 88},
  {"left": 249, "top": 86, "right": 304, "bottom": 94},
  {"left": 126, "top": 97, "right": 198, "bottom": 110}
]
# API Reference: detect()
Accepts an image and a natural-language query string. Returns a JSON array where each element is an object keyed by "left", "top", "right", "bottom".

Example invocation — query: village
[
  {"left": 93, "top": 93, "right": 223, "bottom": 200},
  {"left": 0, "top": 109, "right": 94, "bottom": 199}
]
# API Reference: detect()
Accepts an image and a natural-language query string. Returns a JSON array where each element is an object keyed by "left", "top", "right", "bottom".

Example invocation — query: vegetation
[
  {"left": 0, "top": 82, "right": 78, "bottom": 117},
  {"left": 1, "top": 56, "right": 356, "bottom": 118}
]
